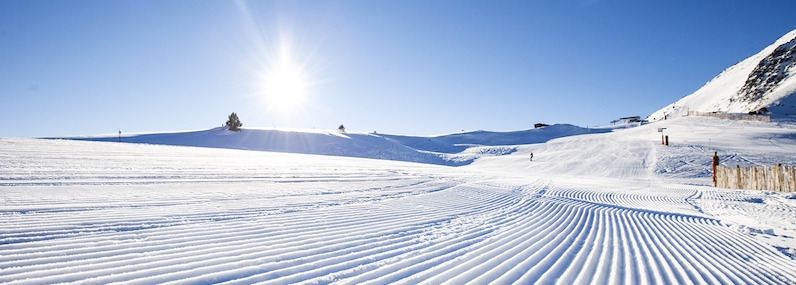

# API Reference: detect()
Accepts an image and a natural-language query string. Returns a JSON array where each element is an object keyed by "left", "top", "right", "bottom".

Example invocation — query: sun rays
[
  {"left": 261, "top": 47, "right": 309, "bottom": 114},
  {"left": 235, "top": 0, "right": 324, "bottom": 121}
]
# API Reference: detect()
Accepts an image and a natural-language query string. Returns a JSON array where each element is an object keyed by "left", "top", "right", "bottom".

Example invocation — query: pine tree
[
  {"left": 225, "top": 112, "right": 243, "bottom": 132},
  {"left": 338, "top": 124, "right": 346, "bottom": 133}
]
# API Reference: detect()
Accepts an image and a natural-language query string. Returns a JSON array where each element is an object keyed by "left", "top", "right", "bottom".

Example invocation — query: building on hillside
[
  {"left": 611, "top": 116, "right": 647, "bottom": 125},
  {"left": 619, "top": 116, "right": 642, "bottom": 123},
  {"left": 534, "top": 123, "right": 549, "bottom": 129}
]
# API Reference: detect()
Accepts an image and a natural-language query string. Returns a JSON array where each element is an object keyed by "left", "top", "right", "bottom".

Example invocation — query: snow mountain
[{"left": 649, "top": 28, "right": 796, "bottom": 121}]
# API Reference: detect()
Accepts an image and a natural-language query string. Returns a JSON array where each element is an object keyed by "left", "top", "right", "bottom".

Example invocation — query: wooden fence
[
  {"left": 687, "top": 111, "right": 771, "bottom": 122},
  {"left": 716, "top": 164, "right": 796, "bottom": 192}
]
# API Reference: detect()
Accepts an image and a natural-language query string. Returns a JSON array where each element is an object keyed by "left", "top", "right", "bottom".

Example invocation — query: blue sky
[{"left": 2, "top": 0, "right": 796, "bottom": 137}]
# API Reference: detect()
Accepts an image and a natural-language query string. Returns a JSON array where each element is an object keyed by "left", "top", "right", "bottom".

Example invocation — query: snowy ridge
[
  {"left": 2, "top": 138, "right": 796, "bottom": 283},
  {"left": 471, "top": 116, "right": 796, "bottom": 186},
  {"left": 62, "top": 124, "right": 608, "bottom": 166},
  {"left": 649, "top": 28, "right": 796, "bottom": 121},
  {"left": 381, "top": 124, "right": 605, "bottom": 153}
]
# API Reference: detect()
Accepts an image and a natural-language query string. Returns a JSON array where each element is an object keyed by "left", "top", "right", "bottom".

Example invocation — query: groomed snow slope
[
  {"left": 469, "top": 116, "right": 796, "bottom": 259},
  {"left": 3, "top": 120, "right": 796, "bottom": 284}
]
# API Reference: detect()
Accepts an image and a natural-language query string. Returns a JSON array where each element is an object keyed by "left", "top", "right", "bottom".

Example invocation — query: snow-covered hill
[
  {"left": 471, "top": 116, "right": 796, "bottom": 184},
  {"left": 3, "top": 115, "right": 796, "bottom": 283},
  {"left": 649, "top": 28, "right": 796, "bottom": 121},
  {"left": 63, "top": 124, "right": 609, "bottom": 166}
]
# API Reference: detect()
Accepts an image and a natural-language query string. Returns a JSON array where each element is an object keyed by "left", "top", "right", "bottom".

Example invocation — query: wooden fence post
[
  {"left": 760, "top": 166, "right": 765, "bottom": 190},
  {"left": 752, "top": 167, "right": 758, "bottom": 190},
  {"left": 790, "top": 166, "right": 795, "bottom": 192},
  {"left": 765, "top": 166, "right": 771, "bottom": 190},
  {"left": 724, "top": 166, "right": 730, "bottom": 188},
  {"left": 736, "top": 165, "right": 741, "bottom": 189},
  {"left": 776, "top": 164, "right": 782, "bottom": 192},
  {"left": 789, "top": 166, "right": 796, "bottom": 192},
  {"left": 723, "top": 166, "right": 728, "bottom": 188}
]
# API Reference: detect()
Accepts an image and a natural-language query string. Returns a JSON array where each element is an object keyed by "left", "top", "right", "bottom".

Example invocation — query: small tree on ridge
[{"left": 226, "top": 112, "right": 243, "bottom": 132}]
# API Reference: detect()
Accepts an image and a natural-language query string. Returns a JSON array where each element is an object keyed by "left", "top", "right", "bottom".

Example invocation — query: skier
[{"left": 530, "top": 152, "right": 534, "bottom": 161}]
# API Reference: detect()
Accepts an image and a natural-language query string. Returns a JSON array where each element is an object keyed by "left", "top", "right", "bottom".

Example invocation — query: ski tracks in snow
[
  {"left": 2, "top": 139, "right": 796, "bottom": 284},
  {"left": 3, "top": 179, "right": 795, "bottom": 284}
]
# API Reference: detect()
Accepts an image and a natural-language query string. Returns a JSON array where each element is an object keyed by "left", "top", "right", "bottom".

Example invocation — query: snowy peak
[{"left": 649, "top": 28, "right": 796, "bottom": 121}]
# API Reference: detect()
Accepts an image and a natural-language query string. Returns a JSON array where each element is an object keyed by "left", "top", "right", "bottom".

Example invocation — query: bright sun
[{"left": 263, "top": 57, "right": 309, "bottom": 113}]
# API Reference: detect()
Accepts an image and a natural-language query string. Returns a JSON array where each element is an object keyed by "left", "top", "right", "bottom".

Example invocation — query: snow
[
  {"left": 648, "top": 28, "right": 796, "bottom": 121},
  {"left": 60, "top": 124, "right": 608, "bottom": 166},
  {"left": 471, "top": 116, "right": 796, "bottom": 183},
  {"left": 3, "top": 115, "right": 796, "bottom": 284}
]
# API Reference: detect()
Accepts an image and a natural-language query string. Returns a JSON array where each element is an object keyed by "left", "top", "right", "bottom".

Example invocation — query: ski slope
[
  {"left": 471, "top": 116, "right": 796, "bottom": 183},
  {"left": 3, "top": 116, "right": 796, "bottom": 284}
]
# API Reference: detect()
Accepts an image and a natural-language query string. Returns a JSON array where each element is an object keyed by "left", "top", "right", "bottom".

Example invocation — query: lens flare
[
  {"left": 235, "top": 0, "right": 326, "bottom": 123},
  {"left": 263, "top": 54, "right": 308, "bottom": 113}
]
